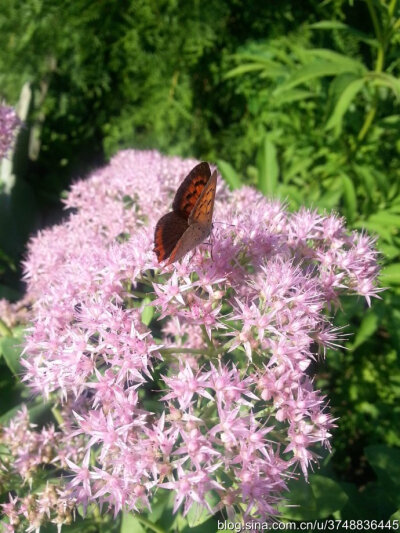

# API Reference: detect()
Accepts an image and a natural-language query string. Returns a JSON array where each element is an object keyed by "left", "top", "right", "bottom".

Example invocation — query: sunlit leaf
[
  {"left": 380, "top": 263, "right": 400, "bottom": 285},
  {"left": 273, "top": 89, "right": 315, "bottom": 106},
  {"left": 368, "top": 212, "right": 400, "bottom": 228},
  {"left": 341, "top": 174, "right": 357, "bottom": 223},
  {"left": 186, "top": 491, "right": 219, "bottom": 528},
  {"left": 257, "top": 136, "right": 279, "bottom": 196},
  {"left": 354, "top": 165, "right": 377, "bottom": 202},
  {"left": 225, "top": 62, "right": 271, "bottom": 78},
  {"left": 141, "top": 297, "right": 154, "bottom": 326},
  {"left": 225, "top": 55, "right": 285, "bottom": 79},
  {"left": 367, "top": 72, "right": 400, "bottom": 99},
  {"left": 120, "top": 513, "right": 145, "bottom": 533},
  {"left": 302, "top": 49, "right": 366, "bottom": 72},
  {"left": 0, "top": 328, "right": 25, "bottom": 377},
  {"left": 352, "top": 311, "right": 379, "bottom": 349},
  {"left": 354, "top": 220, "right": 393, "bottom": 243},
  {"left": 277, "top": 61, "right": 362, "bottom": 93},
  {"left": 326, "top": 77, "right": 365, "bottom": 135},
  {"left": 217, "top": 159, "right": 242, "bottom": 189},
  {"left": 308, "top": 20, "right": 378, "bottom": 47}
]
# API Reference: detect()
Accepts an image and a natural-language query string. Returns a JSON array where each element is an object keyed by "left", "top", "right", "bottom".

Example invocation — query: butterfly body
[{"left": 154, "top": 162, "right": 217, "bottom": 265}]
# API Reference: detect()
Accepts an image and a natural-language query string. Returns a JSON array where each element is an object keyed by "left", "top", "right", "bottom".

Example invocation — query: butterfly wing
[
  {"left": 172, "top": 162, "right": 211, "bottom": 218},
  {"left": 188, "top": 170, "right": 217, "bottom": 226},
  {"left": 154, "top": 162, "right": 216, "bottom": 265},
  {"left": 167, "top": 171, "right": 217, "bottom": 264},
  {"left": 154, "top": 212, "right": 188, "bottom": 262}
]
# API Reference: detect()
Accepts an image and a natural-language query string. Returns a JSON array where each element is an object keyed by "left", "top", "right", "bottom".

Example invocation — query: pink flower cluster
[
  {"left": 0, "top": 296, "right": 31, "bottom": 330},
  {"left": 0, "top": 104, "right": 20, "bottom": 160},
  {"left": 17, "top": 150, "right": 380, "bottom": 523},
  {"left": 0, "top": 407, "right": 78, "bottom": 533}
]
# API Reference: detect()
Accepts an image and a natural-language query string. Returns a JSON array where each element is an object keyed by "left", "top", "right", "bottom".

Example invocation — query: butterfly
[{"left": 154, "top": 162, "right": 217, "bottom": 265}]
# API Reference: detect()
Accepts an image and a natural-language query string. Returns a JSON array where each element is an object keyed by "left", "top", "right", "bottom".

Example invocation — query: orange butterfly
[{"left": 154, "top": 162, "right": 217, "bottom": 265}]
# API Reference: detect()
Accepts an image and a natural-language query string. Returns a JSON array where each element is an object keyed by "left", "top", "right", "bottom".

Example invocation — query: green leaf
[
  {"left": 373, "top": 169, "right": 390, "bottom": 196},
  {"left": 0, "top": 333, "right": 24, "bottom": 377},
  {"left": 141, "top": 297, "right": 154, "bottom": 326},
  {"left": 280, "top": 475, "right": 348, "bottom": 520},
  {"left": 380, "top": 264, "right": 400, "bottom": 285},
  {"left": 227, "top": 54, "right": 286, "bottom": 79},
  {"left": 354, "top": 165, "right": 377, "bottom": 201},
  {"left": 352, "top": 311, "right": 379, "bottom": 349},
  {"left": 186, "top": 504, "right": 213, "bottom": 528},
  {"left": 391, "top": 509, "right": 400, "bottom": 522},
  {"left": 225, "top": 60, "right": 284, "bottom": 79},
  {"left": 368, "top": 212, "right": 400, "bottom": 229},
  {"left": 365, "top": 445, "right": 400, "bottom": 490},
  {"left": 284, "top": 156, "right": 313, "bottom": 182},
  {"left": 257, "top": 136, "right": 279, "bottom": 196},
  {"left": 216, "top": 159, "right": 241, "bottom": 190},
  {"left": 0, "top": 401, "right": 52, "bottom": 425},
  {"left": 367, "top": 72, "right": 400, "bottom": 99},
  {"left": 224, "top": 63, "right": 266, "bottom": 78},
  {"left": 120, "top": 512, "right": 145, "bottom": 533},
  {"left": 326, "top": 78, "right": 365, "bottom": 136},
  {"left": 341, "top": 174, "right": 357, "bottom": 222},
  {"left": 318, "top": 178, "right": 343, "bottom": 209},
  {"left": 0, "top": 318, "right": 13, "bottom": 337},
  {"left": 276, "top": 62, "right": 346, "bottom": 92},
  {"left": 147, "top": 489, "right": 172, "bottom": 522},
  {"left": 379, "top": 243, "right": 400, "bottom": 260},
  {"left": 308, "top": 20, "right": 378, "bottom": 47},
  {"left": 276, "top": 51, "right": 365, "bottom": 93},
  {"left": 309, "top": 475, "right": 349, "bottom": 516},
  {"left": 273, "top": 89, "right": 315, "bottom": 106},
  {"left": 302, "top": 49, "right": 366, "bottom": 72},
  {"left": 186, "top": 491, "right": 219, "bottom": 527},
  {"left": 309, "top": 20, "right": 355, "bottom": 30},
  {"left": 279, "top": 478, "right": 314, "bottom": 519},
  {"left": 354, "top": 220, "right": 393, "bottom": 243}
]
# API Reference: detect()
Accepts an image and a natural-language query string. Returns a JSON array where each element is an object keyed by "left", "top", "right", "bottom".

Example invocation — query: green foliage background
[{"left": 1, "top": 0, "right": 400, "bottom": 530}]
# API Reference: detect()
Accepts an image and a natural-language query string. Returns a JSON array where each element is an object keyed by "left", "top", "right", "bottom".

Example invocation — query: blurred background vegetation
[{"left": 1, "top": 0, "right": 400, "bottom": 528}]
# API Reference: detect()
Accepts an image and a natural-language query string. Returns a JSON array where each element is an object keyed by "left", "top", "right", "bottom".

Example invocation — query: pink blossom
[
  {"left": 0, "top": 104, "right": 20, "bottom": 159},
  {"left": 11, "top": 149, "right": 381, "bottom": 524}
]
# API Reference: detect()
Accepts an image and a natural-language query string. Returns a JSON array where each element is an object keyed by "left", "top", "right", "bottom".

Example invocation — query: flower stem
[
  {"left": 201, "top": 324, "right": 215, "bottom": 351},
  {"left": 160, "top": 347, "right": 212, "bottom": 355}
]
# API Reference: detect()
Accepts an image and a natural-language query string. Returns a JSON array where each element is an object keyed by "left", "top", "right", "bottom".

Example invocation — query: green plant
[{"left": 222, "top": 0, "right": 400, "bottom": 489}]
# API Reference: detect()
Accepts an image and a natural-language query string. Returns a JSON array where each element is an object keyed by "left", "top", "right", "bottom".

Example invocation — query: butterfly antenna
[{"left": 213, "top": 220, "right": 236, "bottom": 228}]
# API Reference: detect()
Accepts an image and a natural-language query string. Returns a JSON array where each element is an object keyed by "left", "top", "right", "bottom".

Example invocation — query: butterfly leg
[
  {"left": 202, "top": 236, "right": 214, "bottom": 260},
  {"left": 210, "top": 225, "right": 215, "bottom": 261}
]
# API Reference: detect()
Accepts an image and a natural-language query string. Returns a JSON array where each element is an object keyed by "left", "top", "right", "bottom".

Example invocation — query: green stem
[
  {"left": 365, "top": 0, "right": 382, "bottom": 44},
  {"left": 160, "top": 347, "right": 212, "bottom": 355},
  {"left": 51, "top": 406, "right": 65, "bottom": 426},
  {"left": 358, "top": 107, "right": 377, "bottom": 142},
  {"left": 201, "top": 324, "right": 215, "bottom": 351}
]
